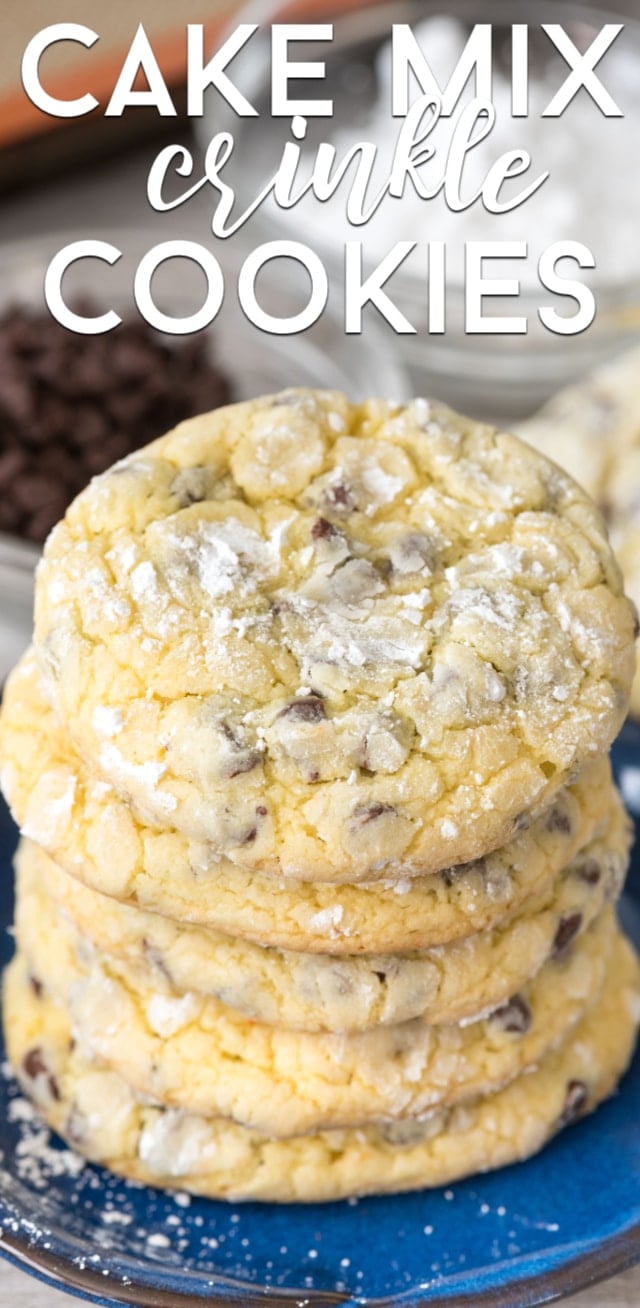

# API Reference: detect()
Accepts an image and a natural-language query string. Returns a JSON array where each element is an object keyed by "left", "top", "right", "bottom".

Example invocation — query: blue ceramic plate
[{"left": 1, "top": 729, "right": 640, "bottom": 1308}]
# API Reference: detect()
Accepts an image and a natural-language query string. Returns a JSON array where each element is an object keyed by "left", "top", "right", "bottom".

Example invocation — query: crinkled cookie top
[{"left": 33, "top": 390, "right": 637, "bottom": 879}]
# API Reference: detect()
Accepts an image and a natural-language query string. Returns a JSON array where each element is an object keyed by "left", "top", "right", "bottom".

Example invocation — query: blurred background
[{"left": 1, "top": 0, "right": 640, "bottom": 681}]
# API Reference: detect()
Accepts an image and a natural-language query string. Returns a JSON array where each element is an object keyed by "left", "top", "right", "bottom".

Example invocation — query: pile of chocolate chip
[{"left": 0, "top": 304, "right": 232, "bottom": 544}]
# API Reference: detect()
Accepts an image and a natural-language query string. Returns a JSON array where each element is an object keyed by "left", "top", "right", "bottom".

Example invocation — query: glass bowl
[
  {"left": 0, "top": 232, "right": 411, "bottom": 683},
  {"left": 199, "top": 0, "right": 640, "bottom": 420}
]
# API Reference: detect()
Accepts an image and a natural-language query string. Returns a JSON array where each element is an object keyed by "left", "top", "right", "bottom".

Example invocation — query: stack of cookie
[{"left": 1, "top": 390, "right": 639, "bottom": 1203}]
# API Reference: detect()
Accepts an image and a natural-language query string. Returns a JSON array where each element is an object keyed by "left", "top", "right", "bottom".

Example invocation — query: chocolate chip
[
  {"left": 22, "top": 1047, "right": 60, "bottom": 1100},
  {"left": 351, "top": 801, "right": 396, "bottom": 829},
  {"left": 597, "top": 495, "right": 613, "bottom": 525},
  {"left": 255, "top": 805, "right": 268, "bottom": 817},
  {"left": 374, "top": 556, "right": 393, "bottom": 580},
  {"left": 29, "top": 975, "right": 44, "bottom": 998},
  {"left": 489, "top": 995, "right": 532, "bottom": 1034},
  {"left": 13, "top": 473, "right": 61, "bottom": 513},
  {"left": 0, "top": 302, "right": 232, "bottom": 546},
  {"left": 576, "top": 858, "right": 601, "bottom": 886},
  {"left": 26, "top": 498, "right": 69, "bottom": 543},
  {"left": 546, "top": 808, "right": 572, "bottom": 835},
  {"left": 513, "top": 812, "right": 531, "bottom": 833},
  {"left": 325, "top": 482, "right": 356, "bottom": 512},
  {"left": 277, "top": 695, "right": 326, "bottom": 723},
  {"left": 0, "top": 499, "right": 23, "bottom": 532},
  {"left": 552, "top": 913, "right": 583, "bottom": 957},
  {"left": 170, "top": 466, "right": 214, "bottom": 507},
  {"left": 0, "top": 447, "right": 26, "bottom": 488},
  {"left": 512, "top": 667, "right": 530, "bottom": 700},
  {"left": 22, "top": 1048, "right": 47, "bottom": 1079},
  {"left": 388, "top": 533, "right": 436, "bottom": 575},
  {"left": 632, "top": 605, "right": 640, "bottom": 640},
  {"left": 559, "top": 1079, "right": 588, "bottom": 1125},
  {"left": 141, "top": 939, "right": 172, "bottom": 982},
  {"left": 240, "top": 826, "right": 257, "bottom": 844},
  {"left": 440, "top": 862, "right": 468, "bottom": 886},
  {"left": 0, "top": 375, "right": 33, "bottom": 424},
  {"left": 373, "top": 970, "right": 387, "bottom": 983},
  {"left": 219, "top": 721, "right": 261, "bottom": 779},
  {"left": 227, "top": 753, "right": 261, "bottom": 779},
  {"left": 331, "top": 558, "right": 384, "bottom": 604},
  {"left": 219, "top": 720, "right": 243, "bottom": 743},
  {"left": 311, "top": 517, "right": 340, "bottom": 541}
]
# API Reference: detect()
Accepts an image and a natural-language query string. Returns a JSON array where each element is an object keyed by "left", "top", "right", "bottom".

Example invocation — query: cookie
[
  {"left": 32, "top": 390, "right": 635, "bottom": 880},
  {"left": 15, "top": 873, "right": 615, "bottom": 1135},
  {"left": 517, "top": 346, "right": 640, "bottom": 715},
  {"left": 22, "top": 794, "right": 629, "bottom": 1032},
  {"left": 5, "top": 934, "right": 639, "bottom": 1201},
  {"left": 610, "top": 517, "right": 640, "bottom": 716},
  {"left": 0, "top": 652, "right": 618, "bottom": 954},
  {"left": 516, "top": 346, "right": 640, "bottom": 505}
]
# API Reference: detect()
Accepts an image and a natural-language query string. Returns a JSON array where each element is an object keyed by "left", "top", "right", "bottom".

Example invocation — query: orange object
[{"left": 0, "top": 17, "right": 231, "bottom": 151}]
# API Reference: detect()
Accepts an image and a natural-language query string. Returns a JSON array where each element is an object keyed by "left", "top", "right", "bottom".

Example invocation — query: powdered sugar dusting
[
  {"left": 131, "top": 562, "right": 159, "bottom": 602},
  {"left": 146, "top": 993, "right": 201, "bottom": 1039},
  {"left": 93, "top": 707, "right": 123, "bottom": 738},
  {"left": 21, "top": 772, "right": 77, "bottom": 846},
  {"left": 165, "top": 519, "right": 278, "bottom": 601},
  {"left": 98, "top": 744, "right": 176, "bottom": 815},
  {"left": 308, "top": 906, "right": 345, "bottom": 935},
  {"left": 6, "top": 1093, "right": 85, "bottom": 1189}
]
